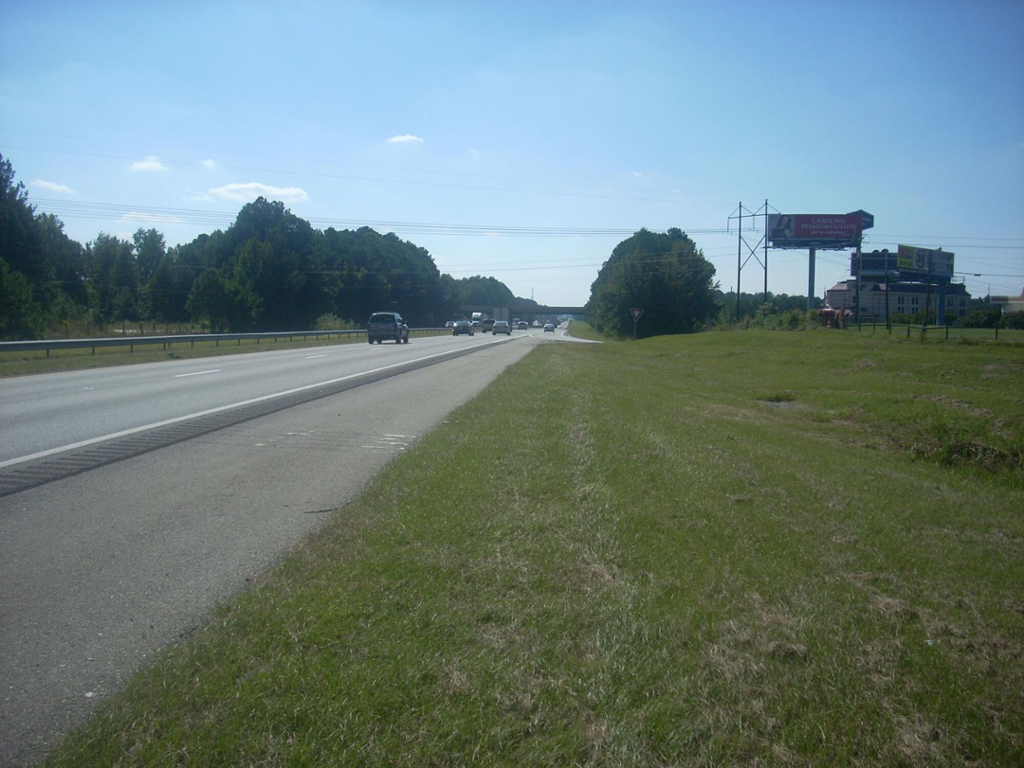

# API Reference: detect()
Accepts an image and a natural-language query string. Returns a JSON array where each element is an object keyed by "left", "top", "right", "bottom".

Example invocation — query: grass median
[{"left": 46, "top": 330, "right": 1024, "bottom": 766}]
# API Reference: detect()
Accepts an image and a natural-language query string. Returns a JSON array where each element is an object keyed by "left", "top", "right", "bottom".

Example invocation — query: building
[
  {"left": 825, "top": 280, "right": 971, "bottom": 322},
  {"left": 990, "top": 288, "right": 1024, "bottom": 314}
]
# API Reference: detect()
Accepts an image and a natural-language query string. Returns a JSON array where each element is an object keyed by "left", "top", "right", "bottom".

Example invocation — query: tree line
[
  {"left": 6, "top": 151, "right": 857, "bottom": 343},
  {"left": 1, "top": 154, "right": 540, "bottom": 339}
]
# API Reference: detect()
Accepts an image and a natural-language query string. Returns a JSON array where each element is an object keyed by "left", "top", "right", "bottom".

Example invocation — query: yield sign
[{"left": 630, "top": 308, "right": 644, "bottom": 321}]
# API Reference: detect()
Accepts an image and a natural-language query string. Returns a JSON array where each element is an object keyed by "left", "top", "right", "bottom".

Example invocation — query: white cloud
[
  {"left": 131, "top": 155, "right": 168, "bottom": 171},
  {"left": 386, "top": 134, "right": 424, "bottom": 144},
  {"left": 467, "top": 149, "right": 480, "bottom": 156},
  {"left": 119, "top": 212, "right": 185, "bottom": 224},
  {"left": 631, "top": 172, "right": 643, "bottom": 178},
  {"left": 208, "top": 182, "right": 309, "bottom": 203},
  {"left": 31, "top": 179, "right": 75, "bottom": 194},
  {"left": 184, "top": 188, "right": 214, "bottom": 202},
  {"left": 201, "top": 158, "right": 217, "bottom": 169}
]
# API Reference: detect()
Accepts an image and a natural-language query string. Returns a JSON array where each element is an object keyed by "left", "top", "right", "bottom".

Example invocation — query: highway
[
  {"left": 0, "top": 330, "right": 574, "bottom": 767},
  {"left": 0, "top": 332, "right": 521, "bottom": 466}
]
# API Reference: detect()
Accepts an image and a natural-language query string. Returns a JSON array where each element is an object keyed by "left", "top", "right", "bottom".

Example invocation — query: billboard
[
  {"left": 852, "top": 249, "right": 894, "bottom": 277},
  {"left": 768, "top": 213, "right": 865, "bottom": 250},
  {"left": 897, "top": 245, "right": 954, "bottom": 279}
]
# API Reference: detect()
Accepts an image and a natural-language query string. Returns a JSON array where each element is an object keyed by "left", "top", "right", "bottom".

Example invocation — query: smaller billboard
[
  {"left": 768, "top": 214, "right": 864, "bottom": 250},
  {"left": 897, "top": 245, "right": 954, "bottom": 279}
]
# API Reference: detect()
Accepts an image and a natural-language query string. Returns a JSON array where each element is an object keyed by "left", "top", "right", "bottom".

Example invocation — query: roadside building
[
  {"left": 825, "top": 280, "right": 972, "bottom": 322},
  {"left": 990, "top": 288, "right": 1024, "bottom": 314}
]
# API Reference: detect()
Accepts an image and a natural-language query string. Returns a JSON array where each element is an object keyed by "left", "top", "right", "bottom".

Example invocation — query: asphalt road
[
  {"left": 0, "top": 330, "right": 581, "bottom": 767},
  {"left": 0, "top": 332, "right": 519, "bottom": 465}
]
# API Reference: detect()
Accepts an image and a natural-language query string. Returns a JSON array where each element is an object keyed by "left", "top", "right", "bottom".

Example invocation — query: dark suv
[{"left": 367, "top": 312, "right": 409, "bottom": 344}]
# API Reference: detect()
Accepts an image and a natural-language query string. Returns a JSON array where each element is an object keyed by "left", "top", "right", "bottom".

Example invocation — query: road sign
[{"left": 630, "top": 308, "right": 643, "bottom": 321}]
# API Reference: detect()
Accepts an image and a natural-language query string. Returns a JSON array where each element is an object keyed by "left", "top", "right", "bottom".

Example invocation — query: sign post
[{"left": 630, "top": 307, "right": 643, "bottom": 339}]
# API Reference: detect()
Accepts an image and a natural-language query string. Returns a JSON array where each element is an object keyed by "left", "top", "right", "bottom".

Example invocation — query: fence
[{"left": 854, "top": 321, "right": 1021, "bottom": 343}]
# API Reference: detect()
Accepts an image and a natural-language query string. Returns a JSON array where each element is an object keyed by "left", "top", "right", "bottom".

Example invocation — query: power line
[
  {"left": 1, "top": 127, "right": 739, "bottom": 202},
  {"left": 30, "top": 197, "right": 731, "bottom": 239},
  {"left": 5, "top": 144, "right": 708, "bottom": 205}
]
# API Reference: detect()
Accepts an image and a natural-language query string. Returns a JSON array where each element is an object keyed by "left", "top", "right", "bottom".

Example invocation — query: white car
[{"left": 543, "top": 323, "right": 555, "bottom": 332}]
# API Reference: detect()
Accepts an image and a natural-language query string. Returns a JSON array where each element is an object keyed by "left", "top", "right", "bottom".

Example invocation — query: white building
[
  {"left": 990, "top": 288, "right": 1024, "bottom": 314},
  {"left": 825, "top": 280, "right": 971, "bottom": 322}
]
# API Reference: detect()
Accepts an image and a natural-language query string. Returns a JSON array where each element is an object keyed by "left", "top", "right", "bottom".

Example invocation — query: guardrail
[{"left": 0, "top": 328, "right": 449, "bottom": 358}]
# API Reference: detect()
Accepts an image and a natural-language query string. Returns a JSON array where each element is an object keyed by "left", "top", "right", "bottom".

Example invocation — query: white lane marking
[
  {"left": 305, "top": 354, "right": 327, "bottom": 359},
  {"left": 174, "top": 369, "right": 221, "bottom": 378},
  {"left": 0, "top": 339, "right": 511, "bottom": 469}
]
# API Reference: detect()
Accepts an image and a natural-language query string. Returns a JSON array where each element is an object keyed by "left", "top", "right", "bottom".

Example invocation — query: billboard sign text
[{"left": 768, "top": 213, "right": 865, "bottom": 250}]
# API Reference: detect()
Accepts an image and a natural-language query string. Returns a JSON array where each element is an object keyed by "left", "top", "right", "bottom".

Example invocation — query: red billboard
[{"left": 768, "top": 214, "right": 864, "bottom": 250}]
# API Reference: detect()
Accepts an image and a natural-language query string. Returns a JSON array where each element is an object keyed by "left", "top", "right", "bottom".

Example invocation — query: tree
[
  {"left": 0, "top": 256, "right": 44, "bottom": 338},
  {"left": 588, "top": 228, "right": 717, "bottom": 338},
  {"left": 456, "top": 275, "right": 516, "bottom": 307},
  {"left": 1002, "top": 311, "right": 1024, "bottom": 330},
  {"left": 86, "top": 233, "right": 139, "bottom": 321},
  {"left": 133, "top": 228, "right": 165, "bottom": 283},
  {"left": 185, "top": 269, "right": 260, "bottom": 333}
]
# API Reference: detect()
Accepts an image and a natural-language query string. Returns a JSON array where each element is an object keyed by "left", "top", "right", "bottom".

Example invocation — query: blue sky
[{"left": 2, "top": 0, "right": 1022, "bottom": 306}]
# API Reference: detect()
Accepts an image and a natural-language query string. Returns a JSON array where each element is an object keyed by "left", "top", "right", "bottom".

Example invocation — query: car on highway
[
  {"left": 445, "top": 320, "right": 455, "bottom": 328},
  {"left": 452, "top": 320, "right": 474, "bottom": 336},
  {"left": 481, "top": 318, "right": 495, "bottom": 332},
  {"left": 543, "top": 323, "right": 555, "bottom": 332},
  {"left": 367, "top": 312, "right": 409, "bottom": 344},
  {"left": 517, "top": 321, "right": 528, "bottom": 330},
  {"left": 492, "top": 320, "right": 511, "bottom": 335}
]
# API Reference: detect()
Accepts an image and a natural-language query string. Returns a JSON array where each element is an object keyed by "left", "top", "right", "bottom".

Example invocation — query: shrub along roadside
[{"left": 45, "top": 331, "right": 1024, "bottom": 766}]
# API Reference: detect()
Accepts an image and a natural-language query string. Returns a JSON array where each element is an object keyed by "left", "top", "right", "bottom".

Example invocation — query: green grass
[
  {"left": 854, "top": 323, "right": 1024, "bottom": 344},
  {"left": 566, "top": 320, "right": 607, "bottom": 341},
  {"left": 44, "top": 330, "right": 1024, "bottom": 766}
]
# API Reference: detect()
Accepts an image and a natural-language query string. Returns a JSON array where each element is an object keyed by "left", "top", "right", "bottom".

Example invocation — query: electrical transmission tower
[{"left": 727, "top": 200, "right": 772, "bottom": 319}]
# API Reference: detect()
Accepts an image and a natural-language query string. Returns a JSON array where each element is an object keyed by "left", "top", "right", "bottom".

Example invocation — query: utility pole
[
  {"left": 763, "top": 198, "right": 769, "bottom": 305},
  {"left": 736, "top": 201, "right": 742, "bottom": 320},
  {"left": 728, "top": 201, "right": 770, "bottom": 319}
]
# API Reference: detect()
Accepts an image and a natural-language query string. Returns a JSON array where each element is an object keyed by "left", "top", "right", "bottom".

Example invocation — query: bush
[
  {"left": 1003, "top": 310, "right": 1024, "bottom": 330},
  {"left": 959, "top": 308, "right": 1002, "bottom": 328},
  {"left": 313, "top": 313, "right": 358, "bottom": 331}
]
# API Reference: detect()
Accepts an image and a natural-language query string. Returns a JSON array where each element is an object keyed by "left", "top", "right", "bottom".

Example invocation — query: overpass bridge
[{"left": 459, "top": 305, "right": 587, "bottom": 321}]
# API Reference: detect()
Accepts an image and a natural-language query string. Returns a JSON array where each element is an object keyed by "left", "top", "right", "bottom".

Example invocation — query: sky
[{"left": 2, "top": 0, "right": 1022, "bottom": 307}]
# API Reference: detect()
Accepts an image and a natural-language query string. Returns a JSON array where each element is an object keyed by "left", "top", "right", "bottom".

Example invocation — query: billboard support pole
[
  {"left": 856, "top": 237, "right": 863, "bottom": 329},
  {"left": 924, "top": 259, "right": 932, "bottom": 331},
  {"left": 885, "top": 269, "right": 891, "bottom": 330},
  {"left": 935, "top": 249, "right": 946, "bottom": 327},
  {"left": 807, "top": 248, "right": 816, "bottom": 312}
]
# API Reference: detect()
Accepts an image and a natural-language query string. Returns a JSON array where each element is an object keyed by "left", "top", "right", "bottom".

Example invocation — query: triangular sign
[{"left": 630, "top": 308, "right": 643, "bottom": 321}]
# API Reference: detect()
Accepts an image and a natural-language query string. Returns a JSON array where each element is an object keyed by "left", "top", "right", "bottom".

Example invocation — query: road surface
[{"left": 0, "top": 331, "right": 585, "bottom": 766}]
